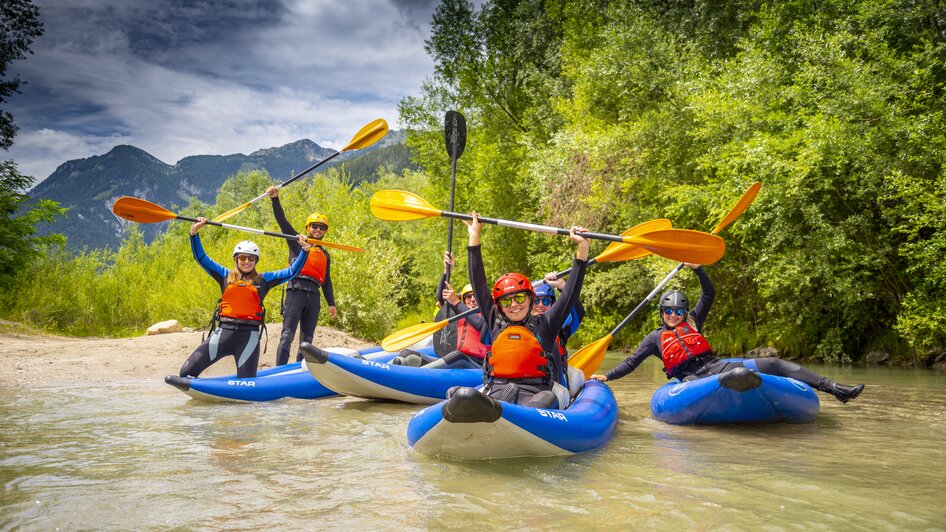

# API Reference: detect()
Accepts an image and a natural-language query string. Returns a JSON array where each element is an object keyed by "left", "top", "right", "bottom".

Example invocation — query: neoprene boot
[{"left": 818, "top": 379, "right": 865, "bottom": 403}]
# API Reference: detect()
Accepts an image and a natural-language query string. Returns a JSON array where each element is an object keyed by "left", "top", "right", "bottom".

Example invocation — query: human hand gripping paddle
[
  {"left": 379, "top": 218, "right": 673, "bottom": 352},
  {"left": 212, "top": 119, "right": 389, "bottom": 223},
  {"left": 111, "top": 196, "right": 365, "bottom": 252},
  {"left": 571, "top": 182, "right": 763, "bottom": 379},
  {"left": 369, "top": 190, "right": 726, "bottom": 264}
]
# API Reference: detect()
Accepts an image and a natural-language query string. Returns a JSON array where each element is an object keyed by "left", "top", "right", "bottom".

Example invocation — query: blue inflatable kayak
[
  {"left": 407, "top": 380, "right": 618, "bottom": 459},
  {"left": 164, "top": 345, "right": 392, "bottom": 402},
  {"left": 300, "top": 343, "right": 480, "bottom": 404},
  {"left": 650, "top": 361, "right": 820, "bottom": 424}
]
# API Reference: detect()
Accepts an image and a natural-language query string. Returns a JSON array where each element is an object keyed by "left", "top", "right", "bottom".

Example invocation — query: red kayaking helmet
[{"left": 492, "top": 273, "right": 534, "bottom": 302}]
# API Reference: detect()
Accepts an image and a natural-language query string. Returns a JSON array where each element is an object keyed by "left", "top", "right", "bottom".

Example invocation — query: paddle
[
  {"left": 380, "top": 218, "right": 674, "bottom": 352},
  {"left": 112, "top": 196, "right": 365, "bottom": 253},
  {"left": 370, "top": 190, "right": 726, "bottom": 264},
  {"left": 443, "top": 110, "right": 467, "bottom": 279},
  {"left": 569, "top": 182, "right": 763, "bottom": 378},
  {"left": 536, "top": 218, "right": 672, "bottom": 285},
  {"left": 212, "top": 119, "right": 389, "bottom": 223}
]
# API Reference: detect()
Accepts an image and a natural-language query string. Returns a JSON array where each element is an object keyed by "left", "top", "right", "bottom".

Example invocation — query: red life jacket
[
  {"left": 456, "top": 317, "right": 489, "bottom": 359},
  {"left": 486, "top": 324, "right": 551, "bottom": 380},
  {"left": 218, "top": 281, "right": 264, "bottom": 322},
  {"left": 660, "top": 322, "right": 713, "bottom": 376},
  {"left": 299, "top": 246, "right": 328, "bottom": 284}
]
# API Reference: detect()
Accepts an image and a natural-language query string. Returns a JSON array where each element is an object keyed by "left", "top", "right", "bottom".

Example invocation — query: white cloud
[{"left": 6, "top": 0, "right": 438, "bottom": 185}]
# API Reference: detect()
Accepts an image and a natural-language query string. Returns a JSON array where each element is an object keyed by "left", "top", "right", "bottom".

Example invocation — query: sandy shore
[{"left": 0, "top": 321, "right": 374, "bottom": 387}]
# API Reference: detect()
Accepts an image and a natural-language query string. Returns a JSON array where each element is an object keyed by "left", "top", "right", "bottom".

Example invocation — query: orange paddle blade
[
  {"left": 111, "top": 196, "right": 178, "bottom": 223},
  {"left": 344, "top": 119, "right": 389, "bottom": 151},
  {"left": 625, "top": 229, "right": 726, "bottom": 264},
  {"left": 370, "top": 190, "right": 443, "bottom": 221},
  {"left": 569, "top": 334, "right": 614, "bottom": 379},
  {"left": 595, "top": 218, "right": 673, "bottom": 263},
  {"left": 381, "top": 320, "right": 449, "bottom": 352},
  {"left": 712, "top": 182, "right": 761, "bottom": 235}
]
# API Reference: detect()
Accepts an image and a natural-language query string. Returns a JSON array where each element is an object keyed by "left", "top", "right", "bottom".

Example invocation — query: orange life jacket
[
  {"left": 298, "top": 246, "right": 328, "bottom": 284},
  {"left": 486, "top": 324, "right": 551, "bottom": 380},
  {"left": 660, "top": 322, "right": 713, "bottom": 376},
  {"left": 218, "top": 281, "right": 264, "bottom": 322},
  {"left": 456, "top": 317, "right": 489, "bottom": 359}
]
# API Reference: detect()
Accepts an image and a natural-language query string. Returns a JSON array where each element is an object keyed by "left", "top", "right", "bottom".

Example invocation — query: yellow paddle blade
[
  {"left": 711, "top": 181, "right": 762, "bottom": 235},
  {"left": 306, "top": 239, "right": 365, "bottom": 253},
  {"left": 381, "top": 320, "right": 449, "bottom": 352},
  {"left": 595, "top": 218, "right": 673, "bottom": 263},
  {"left": 625, "top": 229, "right": 726, "bottom": 264},
  {"left": 211, "top": 201, "right": 253, "bottom": 223},
  {"left": 569, "top": 334, "right": 614, "bottom": 379},
  {"left": 111, "top": 196, "right": 177, "bottom": 223},
  {"left": 344, "top": 119, "right": 389, "bottom": 151},
  {"left": 370, "top": 190, "right": 443, "bottom": 221}
]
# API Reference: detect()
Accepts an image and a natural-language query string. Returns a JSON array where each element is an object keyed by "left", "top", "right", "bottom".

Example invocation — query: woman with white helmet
[{"left": 175, "top": 217, "right": 312, "bottom": 379}]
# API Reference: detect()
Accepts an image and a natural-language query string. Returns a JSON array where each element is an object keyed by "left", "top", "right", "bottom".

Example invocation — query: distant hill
[{"left": 28, "top": 130, "right": 414, "bottom": 250}]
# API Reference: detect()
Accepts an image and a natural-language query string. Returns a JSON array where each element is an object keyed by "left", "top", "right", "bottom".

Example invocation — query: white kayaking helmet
[{"left": 232, "top": 240, "right": 260, "bottom": 259}]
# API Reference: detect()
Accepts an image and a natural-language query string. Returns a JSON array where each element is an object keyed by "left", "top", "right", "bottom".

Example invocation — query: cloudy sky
[{"left": 5, "top": 0, "right": 444, "bottom": 184}]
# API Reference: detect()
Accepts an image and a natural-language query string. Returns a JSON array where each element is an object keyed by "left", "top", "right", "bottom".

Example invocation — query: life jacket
[
  {"left": 298, "top": 246, "right": 328, "bottom": 284},
  {"left": 218, "top": 280, "right": 264, "bottom": 322},
  {"left": 456, "top": 317, "right": 489, "bottom": 359},
  {"left": 486, "top": 323, "right": 551, "bottom": 380},
  {"left": 660, "top": 322, "right": 713, "bottom": 376}
]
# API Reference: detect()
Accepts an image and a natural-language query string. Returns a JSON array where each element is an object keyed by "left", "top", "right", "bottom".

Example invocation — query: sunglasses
[
  {"left": 498, "top": 292, "right": 529, "bottom": 308},
  {"left": 236, "top": 254, "right": 258, "bottom": 263},
  {"left": 663, "top": 307, "right": 687, "bottom": 316},
  {"left": 309, "top": 223, "right": 328, "bottom": 231},
  {"left": 535, "top": 296, "right": 554, "bottom": 306}
]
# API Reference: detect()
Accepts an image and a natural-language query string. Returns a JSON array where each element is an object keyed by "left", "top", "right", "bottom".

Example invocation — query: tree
[{"left": 0, "top": 0, "right": 65, "bottom": 293}]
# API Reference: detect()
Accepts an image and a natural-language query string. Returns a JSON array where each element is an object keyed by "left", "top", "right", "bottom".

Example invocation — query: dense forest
[{"left": 4, "top": 0, "right": 944, "bottom": 365}]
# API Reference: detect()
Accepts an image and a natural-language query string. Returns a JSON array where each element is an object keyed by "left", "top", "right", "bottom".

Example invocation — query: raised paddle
[
  {"left": 380, "top": 218, "right": 675, "bottom": 352},
  {"left": 569, "top": 182, "right": 762, "bottom": 378},
  {"left": 370, "top": 190, "right": 726, "bottom": 264},
  {"left": 112, "top": 196, "right": 365, "bottom": 253},
  {"left": 212, "top": 118, "right": 389, "bottom": 223},
  {"left": 443, "top": 110, "right": 467, "bottom": 279}
]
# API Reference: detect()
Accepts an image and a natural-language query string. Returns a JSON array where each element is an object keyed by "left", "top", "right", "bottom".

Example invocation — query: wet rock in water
[
  {"left": 865, "top": 350, "right": 890, "bottom": 365},
  {"left": 744, "top": 346, "right": 779, "bottom": 359},
  {"left": 147, "top": 320, "right": 184, "bottom": 335}
]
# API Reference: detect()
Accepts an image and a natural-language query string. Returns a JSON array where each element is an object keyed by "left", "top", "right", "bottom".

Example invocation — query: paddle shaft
[
  {"left": 240, "top": 150, "right": 343, "bottom": 208},
  {"left": 610, "top": 264, "right": 686, "bottom": 336},
  {"left": 534, "top": 258, "right": 598, "bottom": 286},
  {"left": 443, "top": 211, "right": 627, "bottom": 244},
  {"left": 179, "top": 213, "right": 318, "bottom": 244}
]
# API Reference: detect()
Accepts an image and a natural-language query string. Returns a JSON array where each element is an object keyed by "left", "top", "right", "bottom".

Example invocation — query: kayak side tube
[
  {"left": 650, "top": 360, "right": 820, "bottom": 424},
  {"left": 407, "top": 380, "right": 618, "bottom": 460}
]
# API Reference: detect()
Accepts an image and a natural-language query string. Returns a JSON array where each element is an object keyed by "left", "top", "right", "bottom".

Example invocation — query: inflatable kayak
[
  {"left": 164, "top": 345, "right": 392, "bottom": 402},
  {"left": 300, "top": 343, "right": 480, "bottom": 404},
  {"left": 407, "top": 379, "right": 618, "bottom": 459},
  {"left": 650, "top": 361, "right": 820, "bottom": 424}
]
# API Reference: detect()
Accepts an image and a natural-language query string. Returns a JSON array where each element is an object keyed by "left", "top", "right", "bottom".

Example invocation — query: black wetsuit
[
  {"left": 179, "top": 234, "right": 307, "bottom": 379},
  {"left": 605, "top": 267, "right": 838, "bottom": 388},
  {"left": 271, "top": 197, "right": 335, "bottom": 366},
  {"left": 469, "top": 244, "right": 588, "bottom": 405}
]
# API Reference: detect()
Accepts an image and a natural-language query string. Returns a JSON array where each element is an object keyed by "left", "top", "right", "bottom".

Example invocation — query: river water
[{"left": 2, "top": 355, "right": 944, "bottom": 530}]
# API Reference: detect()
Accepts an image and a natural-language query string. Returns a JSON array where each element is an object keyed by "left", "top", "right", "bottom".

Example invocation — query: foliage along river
[{"left": 1, "top": 353, "right": 944, "bottom": 530}]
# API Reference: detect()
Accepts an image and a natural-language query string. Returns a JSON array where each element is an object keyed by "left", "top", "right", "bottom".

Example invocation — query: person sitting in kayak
[
  {"left": 267, "top": 186, "right": 337, "bottom": 366},
  {"left": 532, "top": 277, "right": 585, "bottom": 389},
  {"left": 437, "top": 281, "right": 489, "bottom": 368},
  {"left": 176, "top": 217, "right": 311, "bottom": 379},
  {"left": 590, "top": 264, "right": 865, "bottom": 403},
  {"left": 467, "top": 212, "right": 590, "bottom": 409}
]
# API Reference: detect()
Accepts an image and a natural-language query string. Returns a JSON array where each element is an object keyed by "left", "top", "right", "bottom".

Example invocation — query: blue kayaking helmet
[{"left": 534, "top": 283, "right": 556, "bottom": 301}]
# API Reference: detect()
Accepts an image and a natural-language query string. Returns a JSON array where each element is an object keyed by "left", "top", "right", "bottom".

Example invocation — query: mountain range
[{"left": 28, "top": 131, "right": 413, "bottom": 250}]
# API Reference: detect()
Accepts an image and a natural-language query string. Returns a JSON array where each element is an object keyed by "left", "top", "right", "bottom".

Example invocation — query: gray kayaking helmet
[{"left": 659, "top": 290, "right": 689, "bottom": 310}]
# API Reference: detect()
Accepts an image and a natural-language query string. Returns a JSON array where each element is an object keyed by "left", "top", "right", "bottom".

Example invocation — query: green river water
[{"left": 1, "top": 354, "right": 944, "bottom": 530}]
